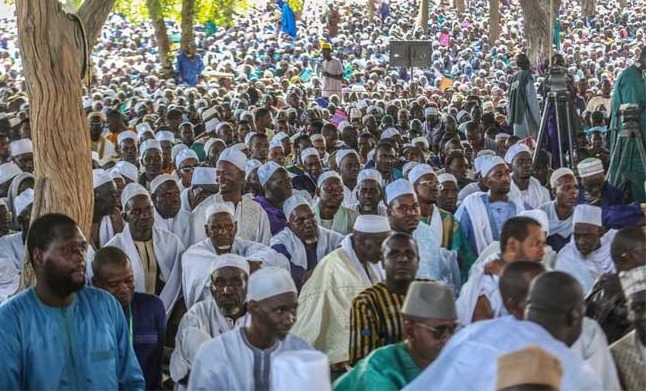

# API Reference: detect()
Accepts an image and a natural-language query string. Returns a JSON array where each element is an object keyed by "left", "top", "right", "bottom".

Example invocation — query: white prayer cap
[
  {"left": 301, "top": 147, "right": 319, "bottom": 163},
  {"left": 310, "top": 134, "right": 325, "bottom": 143},
  {"left": 10, "top": 138, "right": 32, "bottom": 156},
  {"left": 402, "top": 162, "right": 419, "bottom": 178},
  {"left": 411, "top": 136, "right": 429, "bottom": 149},
  {"left": 271, "top": 350, "right": 331, "bottom": 391},
  {"left": 380, "top": 127, "right": 400, "bottom": 140},
  {"left": 192, "top": 167, "right": 217, "bottom": 186},
  {"left": 117, "top": 130, "right": 138, "bottom": 145},
  {"left": 353, "top": 215, "right": 391, "bottom": 233},
  {"left": 139, "top": 139, "right": 162, "bottom": 155},
  {"left": 175, "top": 148, "right": 198, "bottom": 168},
  {"left": 136, "top": 122, "right": 153, "bottom": 138},
  {"left": 244, "top": 132, "right": 257, "bottom": 145},
  {"left": 573, "top": 204, "right": 602, "bottom": 227},
  {"left": 577, "top": 157, "right": 604, "bottom": 178},
  {"left": 109, "top": 171, "right": 123, "bottom": 182},
  {"left": 357, "top": 169, "right": 383, "bottom": 185},
  {"left": 204, "top": 118, "right": 220, "bottom": 134},
  {"left": 269, "top": 139, "right": 284, "bottom": 150},
  {"left": 335, "top": 149, "right": 359, "bottom": 167},
  {"left": 14, "top": 188, "right": 34, "bottom": 216},
  {"left": 385, "top": 179, "right": 416, "bottom": 205},
  {"left": 171, "top": 144, "right": 189, "bottom": 162},
  {"left": 504, "top": 143, "right": 532, "bottom": 164},
  {"left": 519, "top": 209, "right": 550, "bottom": 233},
  {"left": 479, "top": 155, "right": 507, "bottom": 177},
  {"left": 495, "top": 133, "right": 511, "bottom": 141},
  {"left": 316, "top": 170, "right": 342, "bottom": 188},
  {"left": 0, "top": 162, "right": 22, "bottom": 184},
  {"left": 204, "top": 138, "right": 225, "bottom": 154},
  {"left": 272, "top": 132, "right": 289, "bottom": 142},
  {"left": 437, "top": 173, "right": 458, "bottom": 185},
  {"left": 201, "top": 107, "right": 217, "bottom": 121},
  {"left": 246, "top": 266, "right": 297, "bottom": 302},
  {"left": 112, "top": 161, "right": 139, "bottom": 182},
  {"left": 210, "top": 253, "right": 250, "bottom": 276},
  {"left": 257, "top": 162, "right": 284, "bottom": 187},
  {"left": 476, "top": 149, "right": 497, "bottom": 158},
  {"left": 155, "top": 130, "right": 175, "bottom": 142},
  {"left": 121, "top": 182, "right": 150, "bottom": 207},
  {"left": 245, "top": 159, "right": 262, "bottom": 180},
  {"left": 205, "top": 201, "right": 235, "bottom": 219},
  {"left": 283, "top": 194, "right": 312, "bottom": 220},
  {"left": 424, "top": 107, "right": 439, "bottom": 116},
  {"left": 217, "top": 147, "right": 248, "bottom": 172},
  {"left": 337, "top": 120, "right": 351, "bottom": 130},
  {"left": 150, "top": 174, "right": 175, "bottom": 194},
  {"left": 92, "top": 169, "right": 114, "bottom": 189},
  {"left": 619, "top": 265, "right": 646, "bottom": 297},
  {"left": 550, "top": 167, "right": 576, "bottom": 188},
  {"left": 231, "top": 143, "right": 248, "bottom": 152},
  {"left": 408, "top": 163, "right": 435, "bottom": 185}
]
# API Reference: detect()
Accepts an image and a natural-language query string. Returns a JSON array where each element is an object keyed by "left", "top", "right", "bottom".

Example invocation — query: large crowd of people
[{"left": 0, "top": 0, "right": 645, "bottom": 389}]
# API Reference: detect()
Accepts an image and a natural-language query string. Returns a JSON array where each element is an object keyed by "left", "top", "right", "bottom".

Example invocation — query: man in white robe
[
  {"left": 505, "top": 144, "right": 550, "bottom": 209},
  {"left": 555, "top": 204, "right": 616, "bottom": 295},
  {"left": 188, "top": 267, "right": 312, "bottom": 390},
  {"left": 182, "top": 202, "right": 289, "bottom": 308},
  {"left": 312, "top": 171, "right": 358, "bottom": 235},
  {"left": 336, "top": 149, "right": 361, "bottom": 207},
  {"left": 170, "top": 255, "right": 251, "bottom": 390},
  {"left": 90, "top": 169, "right": 123, "bottom": 249},
  {"left": 150, "top": 174, "right": 193, "bottom": 247},
  {"left": 539, "top": 168, "right": 580, "bottom": 254},
  {"left": 347, "top": 169, "right": 388, "bottom": 216},
  {"left": 291, "top": 215, "right": 391, "bottom": 366},
  {"left": 0, "top": 189, "right": 32, "bottom": 301}
]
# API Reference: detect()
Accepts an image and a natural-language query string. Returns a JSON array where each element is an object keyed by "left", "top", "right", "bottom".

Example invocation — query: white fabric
[
  {"left": 456, "top": 252, "right": 504, "bottom": 326},
  {"left": 13, "top": 188, "right": 34, "bottom": 216},
  {"left": 353, "top": 214, "right": 391, "bottom": 234},
  {"left": 413, "top": 222, "right": 461, "bottom": 294},
  {"left": 139, "top": 139, "right": 161, "bottom": 155},
  {"left": 0, "top": 256, "right": 19, "bottom": 304},
  {"left": 321, "top": 58, "right": 343, "bottom": 97},
  {"left": 150, "top": 174, "right": 174, "bottom": 194},
  {"left": 204, "top": 138, "right": 225, "bottom": 155},
  {"left": 504, "top": 143, "right": 531, "bottom": 164},
  {"left": 247, "top": 266, "right": 297, "bottom": 302},
  {"left": 10, "top": 139, "right": 32, "bottom": 156},
  {"left": 316, "top": 170, "right": 342, "bottom": 188},
  {"left": 98, "top": 215, "right": 117, "bottom": 248},
  {"left": 479, "top": 155, "right": 507, "bottom": 178},
  {"left": 380, "top": 127, "right": 400, "bottom": 140},
  {"left": 112, "top": 161, "right": 139, "bottom": 182},
  {"left": 245, "top": 159, "right": 262, "bottom": 180},
  {"left": 518, "top": 209, "right": 550, "bottom": 233},
  {"left": 437, "top": 173, "right": 457, "bottom": 185},
  {"left": 571, "top": 317, "right": 621, "bottom": 391},
  {"left": 257, "top": 162, "right": 283, "bottom": 186},
  {"left": 0, "top": 233, "right": 24, "bottom": 271},
  {"left": 269, "top": 139, "right": 283, "bottom": 151},
  {"left": 540, "top": 201, "right": 575, "bottom": 240},
  {"left": 457, "top": 181, "right": 480, "bottom": 204},
  {"left": 271, "top": 350, "right": 331, "bottom": 391},
  {"left": 205, "top": 202, "right": 235, "bottom": 219},
  {"left": 577, "top": 158, "right": 604, "bottom": 178},
  {"left": 136, "top": 122, "right": 153, "bottom": 138},
  {"left": 153, "top": 207, "right": 193, "bottom": 247},
  {"left": 93, "top": 169, "right": 114, "bottom": 189},
  {"left": 357, "top": 169, "right": 382, "bottom": 185},
  {"left": 551, "top": 168, "right": 576, "bottom": 188},
  {"left": 155, "top": 131, "right": 175, "bottom": 142},
  {"left": 192, "top": 167, "right": 217, "bottom": 185},
  {"left": 573, "top": 204, "right": 603, "bottom": 227},
  {"left": 218, "top": 148, "right": 248, "bottom": 172},
  {"left": 175, "top": 149, "right": 199, "bottom": 168},
  {"left": 0, "top": 162, "right": 22, "bottom": 184},
  {"left": 270, "top": 226, "right": 343, "bottom": 270},
  {"left": 428, "top": 204, "right": 444, "bottom": 246},
  {"left": 211, "top": 253, "right": 250, "bottom": 275},
  {"left": 282, "top": 195, "right": 311, "bottom": 221},
  {"left": 408, "top": 164, "right": 435, "bottom": 185},
  {"left": 117, "top": 130, "right": 137, "bottom": 145},
  {"left": 335, "top": 149, "right": 359, "bottom": 167},
  {"left": 340, "top": 235, "right": 385, "bottom": 285},
  {"left": 120, "top": 183, "right": 149, "bottom": 207},
  {"left": 509, "top": 176, "right": 551, "bottom": 209},
  {"left": 385, "top": 179, "right": 415, "bottom": 205}
]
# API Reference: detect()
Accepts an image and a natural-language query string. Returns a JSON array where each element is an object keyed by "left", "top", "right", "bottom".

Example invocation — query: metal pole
[{"left": 549, "top": 0, "right": 554, "bottom": 68}]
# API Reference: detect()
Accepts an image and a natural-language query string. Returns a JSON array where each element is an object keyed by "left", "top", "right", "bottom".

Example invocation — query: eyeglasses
[
  {"left": 415, "top": 322, "right": 458, "bottom": 339},
  {"left": 418, "top": 180, "right": 438, "bottom": 188}
]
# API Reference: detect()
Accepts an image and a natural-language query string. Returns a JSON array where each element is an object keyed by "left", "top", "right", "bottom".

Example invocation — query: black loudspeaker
[{"left": 389, "top": 41, "right": 433, "bottom": 68}]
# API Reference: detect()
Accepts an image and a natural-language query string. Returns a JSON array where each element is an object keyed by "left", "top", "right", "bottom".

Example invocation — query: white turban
[
  {"left": 257, "top": 162, "right": 284, "bottom": 187},
  {"left": 92, "top": 169, "right": 114, "bottom": 189},
  {"left": 10, "top": 139, "right": 32, "bottom": 156},
  {"left": 316, "top": 170, "right": 342, "bottom": 188},
  {"left": 246, "top": 266, "right": 297, "bottom": 302},
  {"left": 150, "top": 174, "right": 175, "bottom": 194},
  {"left": 218, "top": 147, "right": 248, "bottom": 172},
  {"left": 283, "top": 194, "right": 312, "bottom": 220},
  {"left": 504, "top": 143, "right": 532, "bottom": 164},
  {"left": 112, "top": 161, "right": 139, "bottom": 182},
  {"left": 14, "top": 188, "right": 34, "bottom": 216},
  {"left": 121, "top": 183, "right": 150, "bottom": 207},
  {"left": 385, "top": 179, "right": 416, "bottom": 205}
]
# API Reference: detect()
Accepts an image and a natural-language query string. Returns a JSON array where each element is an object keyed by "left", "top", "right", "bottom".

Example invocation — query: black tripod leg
[{"left": 533, "top": 98, "right": 552, "bottom": 165}]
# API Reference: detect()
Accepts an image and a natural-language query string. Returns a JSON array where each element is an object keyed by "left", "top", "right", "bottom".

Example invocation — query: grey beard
[
  {"left": 304, "top": 239, "right": 318, "bottom": 245},
  {"left": 216, "top": 245, "right": 232, "bottom": 251}
]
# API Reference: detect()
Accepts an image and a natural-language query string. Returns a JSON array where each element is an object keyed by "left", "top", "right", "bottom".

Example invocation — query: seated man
[
  {"left": 90, "top": 169, "right": 123, "bottom": 249},
  {"left": 150, "top": 174, "right": 192, "bottom": 247},
  {"left": 540, "top": 168, "right": 579, "bottom": 252},
  {"left": 336, "top": 149, "right": 361, "bottom": 206},
  {"left": 505, "top": 143, "right": 550, "bottom": 209},
  {"left": 254, "top": 161, "right": 293, "bottom": 235},
  {"left": 577, "top": 157, "right": 624, "bottom": 207},
  {"left": 313, "top": 171, "right": 358, "bottom": 235},
  {"left": 436, "top": 173, "right": 460, "bottom": 214},
  {"left": 188, "top": 267, "right": 311, "bottom": 389},
  {"left": 348, "top": 169, "right": 388, "bottom": 216},
  {"left": 92, "top": 246, "right": 166, "bottom": 391},
  {"left": 170, "top": 255, "right": 250, "bottom": 389},
  {"left": 336, "top": 281, "right": 458, "bottom": 390},
  {"left": 271, "top": 195, "right": 344, "bottom": 290},
  {"left": 292, "top": 147, "right": 322, "bottom": 197},
  {"left": 0, "top": 188, "right": 33, "bottom": 302}
]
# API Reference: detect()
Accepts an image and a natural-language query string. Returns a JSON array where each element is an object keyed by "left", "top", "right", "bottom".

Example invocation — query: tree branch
[{"left": 77, "top": 0, "right": 117, "bottom": 46}]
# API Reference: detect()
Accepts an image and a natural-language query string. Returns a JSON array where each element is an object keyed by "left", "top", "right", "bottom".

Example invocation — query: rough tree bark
[
  {"left": 367, "top": 0, "right": 375, "bottom": 21},
  {"left": 146, "top": 0, "right": 173, "bottom": 78},
  {"left": 180, "top": 0, "right": 195, "bottom": 50},
  {"left": 456, "top": 0, "right": 466, "bottom": 13},
  {"left": 15, "top": 0, "right": 116, "bottom": 288},
  {"left": 519, "top": 0, "right": 561, "bottom": 67},
  {"left": 417, "top": 0, "right": 429, "bottom": 30},
  {"left": 581, "top": 0, "right": 595, "bottom": 17},
  {"left": 489, "top": 0, "right": 500, "bottom": 43}
]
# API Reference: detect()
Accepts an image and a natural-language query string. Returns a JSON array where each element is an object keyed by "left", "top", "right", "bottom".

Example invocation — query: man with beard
[
  {"left": 292, "top": 147, "right": 323, "bottom": 197},
  {"left": 313, "top": 171, "right": 358, "bottom": 235},
  {"left": 138, "top": 139, "right": 164, "bottom": 190},
  {"left": 188, "top": 267, "right": 311, "bottom": 390},
  {"left": 505, "top": 144, "right": 550, "bottom": 209},
  {"left": 421, "top": 107, "right": 443, "bottom": 145},
  {"left": 203, "top": 138, "right": 226, "bottom": 167},
  {"left": 117, "top": 130, "right": 139, "bottom": 166},
  {"left": 92, "top": 246, "right": 166, "bottom": 391},
  {"left": 336, "top": 149, "right": 361, "bottom": 206},
  {"left": 349, "top": 169, "right": 388, "bottom": 216},
  {"left": 436, "top": 173, "right": 459, "bottom": 214},
  {"left": 171, "top": 255, "right": 251, "bottom": 389},
  {"left": 254, "top": 161, "right": 293, "bottom": 235},
  {"left": 540, "top": 168, "right": 580, "bottom": 252},
  {"left": 271, "top": 195, "right": 344, "bottom": 290},
  {"left": 89, "top": 111, "right": 116, "bottom": 162},
  {"left": 0, "top": 214, "right": 144, "bottom": 389},
  {"left": 0, "top": 188, "right": 33, "bottom": 300},
  {"left": 150, "top": 174, "right": 192, "bottom": 247},
  {"left": 9, "top": 138, "right": 33, "bottom": 173},
  {"left": 372, "top": 142, "right": 403, "bottom": 186},
  {"left": 248, "top": 132, "right": 270, "bottom": 163},
  {"left": 104, "top": 183, "right": 184, "bottom": 317},
  {"left": 576, "top": 158, "right": 624, "bottom": 207},
  {"left": 182, "top": 202, "right": 287, "bottom": 308},
  {"left": 89, "top": 169, "right": 123, "bottom": 249}
]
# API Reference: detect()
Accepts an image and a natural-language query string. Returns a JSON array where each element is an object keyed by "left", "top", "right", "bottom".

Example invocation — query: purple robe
[{"left": 253, "top": 195, "right": 288, "bottom": 235}]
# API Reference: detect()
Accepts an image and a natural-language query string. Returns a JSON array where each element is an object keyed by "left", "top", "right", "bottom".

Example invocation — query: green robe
[{"left": 333, "top": 342, "right": 422, "bottom": 391}]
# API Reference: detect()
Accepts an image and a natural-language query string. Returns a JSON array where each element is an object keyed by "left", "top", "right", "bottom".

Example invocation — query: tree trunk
[
  {"left": 456, "top": 0, "right": 465, "bottom": 13},
  {"left": 489, "top": 0, "right": 500, "bottom": 43},
  {"left": 147, "top": 0, "right": 173, "bottom": 79},
  {"left": 180, "top": 0, "right": 195, "bottom": 50},
  {"left": 519, "top": 0, "right": 561, "bottom": 67},
  {"left": 417, "top": 0, "right": 429, "bottom": 30},
  {"left": 15, "top": 0, "right": 115, "bottom": 289},
  {"left": 581, "top": 0, "right": 595, "bottom": 17},
  {"left": 367, "top": 0, "right": 375, "bottom": 21}
]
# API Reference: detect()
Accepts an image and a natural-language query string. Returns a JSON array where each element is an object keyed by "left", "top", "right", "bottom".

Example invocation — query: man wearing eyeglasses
[{"left": 334, "top": 280, "right": 458, "bottom": 390}]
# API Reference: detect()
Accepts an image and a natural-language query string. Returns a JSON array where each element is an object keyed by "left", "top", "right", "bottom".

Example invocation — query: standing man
[
  {"left": 0, "top": 214, "right": 144, "bottom": 389},
  {"left": 176, "top": 43, "right": 204, "bottom": 87},
  {"left": 320, "top": 42, "right": 344, "bottom": 99},
  {"left": 507, "top": 53, "right": 541, "bottom": 138}
]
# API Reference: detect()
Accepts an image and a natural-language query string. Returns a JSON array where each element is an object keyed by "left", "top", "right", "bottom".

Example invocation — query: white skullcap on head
[
  {"left": 573, "top": 204, "right": 602, "bottom": 227},
  {"left": 380, "top": 127, "right": 400, "bottom": 140},
  {"left": 192, "top": 167, "right": 217, "bottom": 185},
  {"left": 218, "top": 147, "right": 248, "bottom": 172},
  {"left": 245, "top": 159, "right": 262, "bottom": 180},
  {"left": 10, "top": 139, "right": 32, "bottom": 156},
  {"left": 301, "top": 147, "right": 319, "bottom": 163},
  {"left": 140, "top": 139, "right": 162, "bottom": 155},
  {"left": 385, "top": 179, "right": 416, "bottom": 205},
  {"left": 92, "top": 169, "right": 114, "bottom": 189},
  {"left": 310, "top": 134, "right": 325, "bottom": 143},
  {"left": 437, "top": 173, "right": 458, "bottom": 185},
  {"left": 109, "top": 171, "right": 123, "bottom": 182},
  {"left": 231, "top": 143, "right": 248, "bottom": 152},
  {"left": 117, "top": 131, "right": 138, "bottom": 145},
  {"left": 246, "top": 266, "right": 297, "bottom": 302},
  {"left": 479, "top": 155, "right": 507, "bottom": 177},
  {"left": 269, "top": 139, "right": 283, "bottom": 150},
  {"left": 150, "top": 174, "right": 175, "bottom": 194},
  {"left": 519, "top": 209, "right": 550, "bottom": 233},
  {"left": 316, "top": 170, "right": 342, "bottom": 188},
  {"left": 550, "top": 167, "right": 576, "bottom": 188},
  {"left": 155, "top": 130, "right": 175, "bottom": 142},
  {"left": 504, "top": 143, "right": 532, "bottom": 164},
  {"left": 408, "top": 163, "right": 435, "bottom": 185},
  {"left": 121, "top": 182, "right": 150, "bottom": 207},
  {"left": 175, "top": 148, "right": 198, "bottom": 168},
  {"left": 337, "top": 120, "right": 351, "bottom": 130},
  {"left": 402, "top": 162, "right": 419, "bottom": 178},
  {"left": 171, "top": 144, "right": 189, "bottom": 162},
  {"left": 619, "top": 265, "right": 646, "bottom": 298},
  {"left": 357, "top": 169, "right": 383, "bottom": 185},
  {"left": 354, "top": 214, "right": 391, "bottom": 233},
  {"left": 272, "top": 132, "right": 289, "bottom": 142},
  {"left": 476, "top": 149, "right": 497, "bottom": 158},
  {"left": 425, "top": 107, "right": 439, "bottom": 116},
  {"left": 112, "top": 161, "right": 139, "bottom": 182},
  {"left": 202, "top": 107, "right": 217, "bottom": 121},
  {"left": 257, "top": 162, "right": 284, "bottom": 187},
  {"left": 271, "top": 350, "right": 331, "bottom": 391},
  {"left": 495, "top": 133, "right": 511, "bottom": 141},
  {"left": 0, "top": 162, "right": 22, "bottom": 184},
  {"left": 210, "top": 253, "right": 250, "bottom": 276},
  {"left": 411, "top": 136, "right": 429, "bottom": 148},
  {"left": 136, "top": 122, "right": 153, "bottom": 138},
  {"left": 14, "top": 188, "right": 34, "bottom": 216},
  {"left": 205, "top": 201, "right": 235, "bottom": 219},
  {"left": 577, "top": 157, "right": 604, "bottom": 178},
  {"left": 335, "top": 149, "right": 359, "bottom": 167},
  {"left": 244, "top": 132, "right": 257, "bottom": 145},
  {"left": 283, "top": 194, "right": 312, "bottom": 220},
  {"left": 204, "top": 138, "right": 225, "bottom": 154}
]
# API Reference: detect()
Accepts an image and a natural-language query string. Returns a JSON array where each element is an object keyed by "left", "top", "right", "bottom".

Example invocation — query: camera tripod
[
  {"left": 607, "top": 112, "right": 646, "bottom": 196},
  {"left": 532, "top": 90, "right": 579, "bottom": 169}
]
